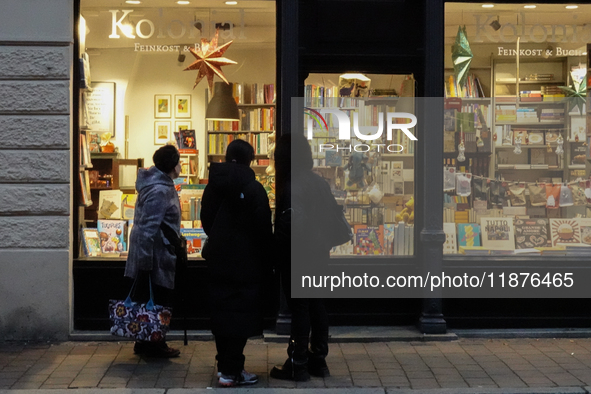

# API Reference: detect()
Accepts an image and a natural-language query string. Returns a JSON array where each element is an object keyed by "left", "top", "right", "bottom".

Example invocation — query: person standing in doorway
[
  {"left": 125, "top": 144, "right": 183, "bottom": 358},
  {"left": 270, "top": 133, "right": 335, "bottom": 381},
  {"left": 201, "top": 139, "right": 273, "bottom": 387}
]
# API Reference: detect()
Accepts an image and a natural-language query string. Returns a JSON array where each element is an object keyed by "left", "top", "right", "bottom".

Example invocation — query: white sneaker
[{"left": 218, "top": 370, "right": 258, "bottom": 386}]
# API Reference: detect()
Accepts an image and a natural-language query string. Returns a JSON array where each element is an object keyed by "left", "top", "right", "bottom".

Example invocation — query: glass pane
[
  {"left": 300, "top": 73, "right": 416, "bottom": 257},
  {"left": 444, "top": 3, "right": 590, "bottom": 256}
]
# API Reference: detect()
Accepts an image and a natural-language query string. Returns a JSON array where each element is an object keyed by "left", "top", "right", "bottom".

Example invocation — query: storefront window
[
  {"left": 444, "top": 3, "right": 590, "bottom": 256},
  {"left": 302, "top": 73, "right": 416, "bottom": 257},
  {"left": 77, "top": 1, "right": 276, "bottom": 258}
]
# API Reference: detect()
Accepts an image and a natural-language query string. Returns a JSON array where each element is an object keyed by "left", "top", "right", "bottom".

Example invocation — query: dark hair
[
  {"left": 153, "top": 145, "right": 180, "bottom": 174},
  {"left": 226, "top": 139, "right": 255, "bottom": 165},
  {"left": 276, "top": 132, "right": 313, "bottom": 173}
]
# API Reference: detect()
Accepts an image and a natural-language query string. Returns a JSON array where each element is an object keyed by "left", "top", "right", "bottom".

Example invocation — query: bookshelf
[
  {"left": 204, "top": 83, "right": 275, "bottom": 176},
  {"left": 491, "top": 57, "right": 569, "bottom": 184}
]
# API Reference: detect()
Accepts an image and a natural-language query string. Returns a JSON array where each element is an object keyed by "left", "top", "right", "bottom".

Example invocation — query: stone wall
[{"left": 0, "top": 0, "right": 73, "bottom": 341}]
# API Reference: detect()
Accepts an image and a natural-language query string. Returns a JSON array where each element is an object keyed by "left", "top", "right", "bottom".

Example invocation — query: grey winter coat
[{"left": 125, "top": 166, "right": 181, "bottom": 289}]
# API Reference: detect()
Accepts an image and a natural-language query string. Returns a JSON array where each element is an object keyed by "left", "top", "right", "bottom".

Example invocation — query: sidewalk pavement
[{"left": 1, "top": 334, "right": 591, "bottom": 394}]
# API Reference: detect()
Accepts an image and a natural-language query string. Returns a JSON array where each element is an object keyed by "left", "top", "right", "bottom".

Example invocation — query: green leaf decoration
[
  {"left": 452, "top": 26, "right": 473, "bottom": 88},
  {"left": 559, "top": 76, "right": 586, "bottom": 115}
]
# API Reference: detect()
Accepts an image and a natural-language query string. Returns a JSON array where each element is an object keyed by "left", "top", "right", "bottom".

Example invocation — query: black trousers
[
  {"left": 215, "top": 336, "right": 248, "bottom": 376},
  {"left": 281, "top": 265, "right": 329, "bottom": 351}
]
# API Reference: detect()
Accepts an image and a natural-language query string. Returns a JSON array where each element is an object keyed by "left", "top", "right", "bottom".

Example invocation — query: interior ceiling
[{"left": 445, "top": 3, "right": 591, "bottom": 47}]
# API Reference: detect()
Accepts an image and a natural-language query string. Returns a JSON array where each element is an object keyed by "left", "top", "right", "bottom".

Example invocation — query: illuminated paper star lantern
[
  {"left": 452, "top": 25, "right": 473, "bottom": 88},
  {"left": 184, "top": 29, "right": 237, "bottom": 90}
]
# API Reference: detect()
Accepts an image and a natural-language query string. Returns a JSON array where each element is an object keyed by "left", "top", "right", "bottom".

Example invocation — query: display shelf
[
  {"left": 495, "top": 122, "right": 563, "bottom": 125},
  {"left": 495, "top": 80, "right": 566, "bottom": 85},
  {"left": 237, "top": 103, "right": 275, "bottom": 107},
  {"left": 208, "top": 130, "right": 274, "bottom": 133},
  {"left": 495, "top": 145, "right": 556, "bottom": 149},
  {"left": 496, "top": 167, "right": 563, "bottom": 171},
  {"left": 205, "top": 87, "right": 275, "bottom": 178},
  {"left": 208, "top": 153, "right": 269, "bottom": 158}
]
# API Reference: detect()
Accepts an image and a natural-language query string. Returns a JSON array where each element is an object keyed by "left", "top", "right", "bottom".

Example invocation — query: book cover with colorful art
[
  {"left": 480, "top": 217, "right": 515, "bottom": 250},
  {"left": 97, "top": 220, "right": 127, "bottom": 253},
  {"left": 180, "top": 228, "right": 207, "bottom": 256},
  {"left": 354, "top": 225, "right": 383, "bottom": 255},
  {"left": 457, "top": 223, "right": 481, "bottom": 247},
  {"left": 81, "top": 228, "right": 102, "bottom": 257},
  {"left": 550, "top": 218, "right": 581, "bottom": 246},
  {"left": 121, "top": 194, "right": 137, "bottom": 220},
  {"left": 514, "top": 218, "right": 550, "bottom": 249},
  {"left": 383, "top": 224, "right": 396, "bottom": 255}
]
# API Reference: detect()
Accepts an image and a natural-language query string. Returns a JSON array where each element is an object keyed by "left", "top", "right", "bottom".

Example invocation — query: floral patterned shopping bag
[{"left": 108, "top": 277, "right": 172, "bottom": 341}]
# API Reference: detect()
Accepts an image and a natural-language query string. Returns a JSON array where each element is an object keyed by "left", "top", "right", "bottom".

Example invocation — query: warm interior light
[
  {"left": 125, "top": 0, "right": 141, "bottom": 4},
  {"left": 523, "top": 5, "right": 536, "bottom": 8},
  {"left": 565, "top": 5, "right": 578, "bottom": 8},
  {"left": 177, "top": 1, "right": 190, "bottom": 4},
  {"left": 225, "top": 1, "right": 238, "bottom": 4},
  {"left": 481, "top": 4, "right": 494, "bottom": 8},
  {"left": 339, "top": 73, "right": 371, "bottom": 81},
  {"left": 583, "top": 52, "right": 588, "bottom": 56}
]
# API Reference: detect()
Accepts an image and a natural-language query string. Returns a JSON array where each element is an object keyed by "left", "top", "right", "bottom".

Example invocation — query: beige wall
[
  {"left": 0, "top": 0, "right": 73, "bottom": 340},
  {"left": 89, "top": 46, "right": 276, "bottom": 174}
]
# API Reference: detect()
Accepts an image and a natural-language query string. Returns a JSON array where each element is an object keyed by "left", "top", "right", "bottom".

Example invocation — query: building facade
[{"left": 2, "top": 0, "right": 591, "bottom": 341}]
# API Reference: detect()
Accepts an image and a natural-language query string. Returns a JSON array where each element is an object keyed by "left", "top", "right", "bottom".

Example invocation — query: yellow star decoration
[{"left": 184, "top": 29, "right": 237, "bottom": 90}]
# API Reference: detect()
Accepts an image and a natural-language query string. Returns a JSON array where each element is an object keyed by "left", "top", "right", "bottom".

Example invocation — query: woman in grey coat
[{"left": 125, "top": 144, "right": 182, "bottom": 358}]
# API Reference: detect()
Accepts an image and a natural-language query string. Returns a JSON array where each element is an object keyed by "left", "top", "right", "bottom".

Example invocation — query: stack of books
[
  {"left": 563, "top": 245, "right": 591, "bottom": 255},
  {"left": 524, "top": 73, "right": 554, "bottom": 81},
  {"left": 516, "top": 108, "right": 538, "bottom": 122},
  {"left": 540, "top": 108, "right": 564, "bottom": 122},
  {"left": 520, "top": 90, "right": 542, "bottom": 102}
]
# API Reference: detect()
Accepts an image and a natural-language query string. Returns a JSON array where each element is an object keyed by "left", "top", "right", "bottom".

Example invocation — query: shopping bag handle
[{"left": 124, "top": 274, "right": 155, "bottom": 311}]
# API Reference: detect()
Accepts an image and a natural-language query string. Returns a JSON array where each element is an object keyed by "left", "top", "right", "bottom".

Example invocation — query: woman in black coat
[{"left": 201, "top": 139, "right": 273, "bottom": 387}]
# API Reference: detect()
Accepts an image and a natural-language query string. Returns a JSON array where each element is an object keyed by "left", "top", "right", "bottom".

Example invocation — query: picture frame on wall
[
  {"left": 154, "top": 94, "right": 171, "bottom": 118},
  {"left": 175, "top": 121, "right": 192, "bottom": 132},
  {"left": 175, "top": 94, "right": 191, "bottom": 118},
  {"left": 84, "top": 82, "right": 116, "bottom": 136},
  {"left": 154, "top": 121, "right": 171, "bottom": 145}
]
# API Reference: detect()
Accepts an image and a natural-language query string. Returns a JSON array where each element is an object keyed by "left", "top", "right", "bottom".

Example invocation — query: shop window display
[
  {"left": 77, "top": 2, "right": 276, "bottom": 258},
  {"left": 444, "top": 3, "right": 591, "bottom": 256},
  {"left": 303, "top": 73, "right": 417, "bottom": 257}
]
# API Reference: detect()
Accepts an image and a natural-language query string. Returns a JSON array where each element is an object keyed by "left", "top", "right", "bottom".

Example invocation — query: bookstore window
[
  {"left": 444, "top": 3, "right": 591, "bottom": 256},
  {"left": 303, "top": 73, "right": 416, "bottom": 257},
  {"left": 78, "top": 1, "right": 276, "bottom": 258}
]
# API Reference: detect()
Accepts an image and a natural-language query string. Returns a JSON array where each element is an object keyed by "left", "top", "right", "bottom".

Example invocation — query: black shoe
[
  {"left": 144, "top": 341, "right": 180, "bottom": 358},
  {"left": 308, "top": 357, "right": 330, "bottom": 378},
  {"left": 270, "top": 359, "right": 310, "bottom": 381},
  {"left": 133, "top": 341, "right": 149, "bottom": 355}
]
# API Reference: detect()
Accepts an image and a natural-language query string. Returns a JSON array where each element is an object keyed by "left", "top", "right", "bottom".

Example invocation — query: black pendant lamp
[{"left": 205, "top": 81, "right": 239, "bottom": 121}]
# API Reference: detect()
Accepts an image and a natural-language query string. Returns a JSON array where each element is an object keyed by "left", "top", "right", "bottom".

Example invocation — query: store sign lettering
[
  {"left": 497, "top": 46, "right": 584, "bottom": 57},
  {"left": 108, "top": 9, "right": 246, "bottom": 40},
  {"left": 306, "top": 110, "right": 417, "bottom": 150},
  {"left": 474, "top": 13, "right": 591, "bottom": 43}
]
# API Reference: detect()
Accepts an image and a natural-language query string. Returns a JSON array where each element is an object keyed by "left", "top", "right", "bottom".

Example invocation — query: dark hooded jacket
[
  {"left": 201, "top": 162, "right": 273, "bottom": 337},
  {"left": 125, "top": 166, "right": 181, "bottom": 289}
]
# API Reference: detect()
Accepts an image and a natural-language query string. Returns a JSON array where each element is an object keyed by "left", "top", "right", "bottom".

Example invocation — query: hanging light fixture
[{"left": 206, "top": 81, "right": 239, "bottom": 121}]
